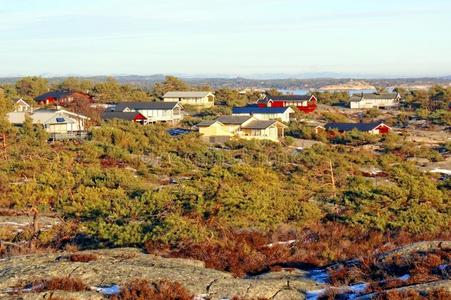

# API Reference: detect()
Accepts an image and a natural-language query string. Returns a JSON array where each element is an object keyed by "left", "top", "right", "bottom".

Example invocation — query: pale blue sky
[{"left": 1, "top": 0, "right": 450, "bottom": 77}]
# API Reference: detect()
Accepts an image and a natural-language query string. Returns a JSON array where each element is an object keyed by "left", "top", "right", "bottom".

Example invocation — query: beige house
[
  {"left": 163, "top": 91, "right": 215, "bottom": 107},
  {"left": 196, "top": 115, "right": 287, "bottom": 143},
  {"left": 350, "top": 93, "right": 401, "bottom": 109}
]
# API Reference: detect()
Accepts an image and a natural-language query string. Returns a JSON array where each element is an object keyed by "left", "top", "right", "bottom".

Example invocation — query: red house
[
  {"left": 257, "top": 94, "right": 318, "bottom": 113},
  {"left": 34, "top": 89, "right": 94, "bottom": 105}
]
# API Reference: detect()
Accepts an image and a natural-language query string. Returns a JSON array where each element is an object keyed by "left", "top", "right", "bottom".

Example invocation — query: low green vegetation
[
  {"left": 0, "top": 78, "right": 449, "bottom": 276},
  {"left": 0, "top": 117, "right": 448, "bottom": 249}
]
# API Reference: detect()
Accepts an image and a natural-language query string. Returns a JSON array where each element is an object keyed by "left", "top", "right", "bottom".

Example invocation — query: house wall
[
  {"left": 45, "top": 120, "right": 83, "bottom": 134},
  {"left": 199, "top": 123, "right": 231, "bottom": 137},
  {"left": 370, "top": 124, "right": 391, "bottom": 135},
  {"left": 239, "top": 126, "right": 279, "bottom": 142},
  {"left": 233, "top": 112, "right": 290, "bottom": 123},
  {"left": 137, "top": 108, "right": 182, "bottom": 123},
  {"left": 164, "top": 96, "right": 214, "bottom": 107},
  {"left": 15, "top": 103, "right": 31, "bottom": 112},
  {"left": 264, "top": 99, "right": 317, "bottom": 113},
  {"left": 350, "top": 99, "right": 398, "bottom": 109}
]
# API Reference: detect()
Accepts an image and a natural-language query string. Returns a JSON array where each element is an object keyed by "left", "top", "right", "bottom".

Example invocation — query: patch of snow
[
  {"left": 306, "top": 274, "right": 411, "bottom": 300},
  {"left": 0, "top": 222, "right": 29, "bottom": 227},
  {"left": 5, "top": 283, "right": 44, "bottom": 294},
  {"left": 306, "top": 283, "right": 369, "bottom": 300},
  {"left": 194, "top": 295, "right": 209, "bottom": 300},
  {"left": 430, "top": 168, "right": 451, "bottom": 175},
  {"left": 266, "top": 239, "right": 297, "bottom": 248},
  {"left": 348, "top": 283, "right": 369, "bottom": 299},
  {"left": 306, "top": 288, "right": 326, "bottom": 300},
  {"left": 398, "top": 274, "right": 410, "bottom": 281},
  {"left": 309, "top": 269, "right": 329, "bottom": 283},
  {"left": 92, "top": 284, "right": 120, "bottom": 295}
]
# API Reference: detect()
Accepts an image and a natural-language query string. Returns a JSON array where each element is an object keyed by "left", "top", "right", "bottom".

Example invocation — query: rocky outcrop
[
  {"left": 377, "top": 241, "right": 451, "bottom": 263},
  {"left": 0, "top": 248, "right": 322, "bottom": 299},
  {"left": 354, "top": 280, "right": 451, "bottom": 300}
]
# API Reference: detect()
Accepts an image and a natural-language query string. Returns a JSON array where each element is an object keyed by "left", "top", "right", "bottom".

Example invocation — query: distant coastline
[{"left": 319, "top": 80, "right": 376, "bottom": 92}]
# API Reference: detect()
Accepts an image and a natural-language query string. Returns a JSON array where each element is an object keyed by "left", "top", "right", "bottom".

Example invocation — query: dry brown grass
[
  {"left": 110, "top": 280, "right": 192, "bottom": 300},
  {"left": 69, "top": 252, "right": 98, "bottom": 262}
]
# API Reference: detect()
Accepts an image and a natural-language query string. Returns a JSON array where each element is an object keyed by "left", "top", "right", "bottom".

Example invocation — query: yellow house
[
  {"left": 197, "top": 116, "right": 287, "bottom": 143},
  {"left": 163, "top": 91, "right": 215, "bottom": 107}
]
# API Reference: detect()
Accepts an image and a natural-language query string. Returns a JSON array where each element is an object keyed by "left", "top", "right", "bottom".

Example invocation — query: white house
[
  {"left": 163, "top": 91, "right": 215, "bottom": 107},
  {"left": 111, "top": 102, "right": 183, "bottom": 124},
  {"left": 8, "top": 108, "right": 89, "bottom": 139},
  {"left": 13, "top": 99, "right": 32, "bottom": 112},
  {"left": 232, "top": 106, "right": 294, "bottom": 123},
  {"left": 350, "top": 93, "right": 401, "bottom": 109}
]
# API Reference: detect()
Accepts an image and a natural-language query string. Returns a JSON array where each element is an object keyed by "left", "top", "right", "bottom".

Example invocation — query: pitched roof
[
  {"left": 8, "top": 110, "right": 86, "bottom": 125},
  {"left": 266, "top": 95, "right": 313, "bottom": 101},
  {"left": 350, "top": 93, "right": 400, "bottom": 102},
  {"left": 232, "top": 106, "right": 293, "bottom": 114},
  {"left": 102, "top": 112, "right": 146, "bottom": 121},
  {"left": 241, "top": 120, "right": 278, "bottom": 129},
  {"left": 114, "top": 101, "right": 179, "bottom": 111},
  {"left": 34, "top": 89, "right": 91, "bottom": 101},
  {"left": 217, "top": 115, "right": 253, "bottom": 125},
  {"left": 325, "top": 122, "right": 388, "bottom": 132},
  {"left": 196, "top": 120, "right": 221, "bottom": 127},
  {"left": 15, "top": 99, "right": 30, "bottom": 107},
  {"left": 163, "top": 91, "right": 213, "bottom": 98},
  {"left": 32, "top": 108, "right": 89, "bottom": 120}
]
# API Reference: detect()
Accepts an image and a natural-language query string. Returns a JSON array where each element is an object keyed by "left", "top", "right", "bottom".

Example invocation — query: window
[{"left": 56, "top": 117, "right": 65, "bottom": 123}]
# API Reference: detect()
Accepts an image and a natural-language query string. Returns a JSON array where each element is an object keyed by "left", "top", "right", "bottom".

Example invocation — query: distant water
[{"left": 279, "top": 88, "right": 379, "bottom": 95}]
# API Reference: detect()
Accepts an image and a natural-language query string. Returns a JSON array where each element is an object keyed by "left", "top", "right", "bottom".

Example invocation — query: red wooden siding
[
  {"left": 259, "top": 95, "right": 317, "bottom": 113},
  {"left": 133, "top": 114, "right": 147, "bottom": 122},
  {"left": 375, "top": 124, "right": 391, "bottom": 134}
]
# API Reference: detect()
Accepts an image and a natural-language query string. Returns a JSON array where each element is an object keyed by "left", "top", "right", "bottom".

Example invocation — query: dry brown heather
[
  {"left": 110, "top": 280, "right": 193, "bottom": 300},
  {"left": 16, "top": 277, "right": 88, "bottom": 293},
  {"left": 374, "top": 288, "right": 451, "bottom": 300},
  {"left": 145, "top": 223, "right": 451, "bottom": 277}
]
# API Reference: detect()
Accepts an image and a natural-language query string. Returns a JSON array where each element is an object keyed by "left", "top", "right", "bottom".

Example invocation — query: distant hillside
[{"left": 1, "top": 75, "right": 450, "bottom": 90}]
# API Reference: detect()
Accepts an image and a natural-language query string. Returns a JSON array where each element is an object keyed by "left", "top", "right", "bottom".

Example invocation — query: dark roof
[
  {"left": 34, "top": 89, "right": 91, "bottom": 101},
  {"left": 241, "top": 120, "right": 278, "bottom": 129},
  {"left": 217, "top": 115, "right": 253, "bottom": 125},
  {"left": 232, "top": 106, "right": 292, "bottom": 114},
  {"left": 350, "top": 93, "right": 400, "bottom": 102},
  {"left": 196, "top": 120, "right": 219, "bottom": 127},
  {"left": 102, "top": 112, "right": 145, "bottom": 121},
  {"left": 114, "top": 102, "right": 179, "bottom": 111},
  {"left": 325, "top": 122, "right": 388, "bottom": 132}
]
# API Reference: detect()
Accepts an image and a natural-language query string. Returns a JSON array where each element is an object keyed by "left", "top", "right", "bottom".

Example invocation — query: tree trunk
[{"left": 329, "top": 159, "right": 336, "bottom": 198}]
